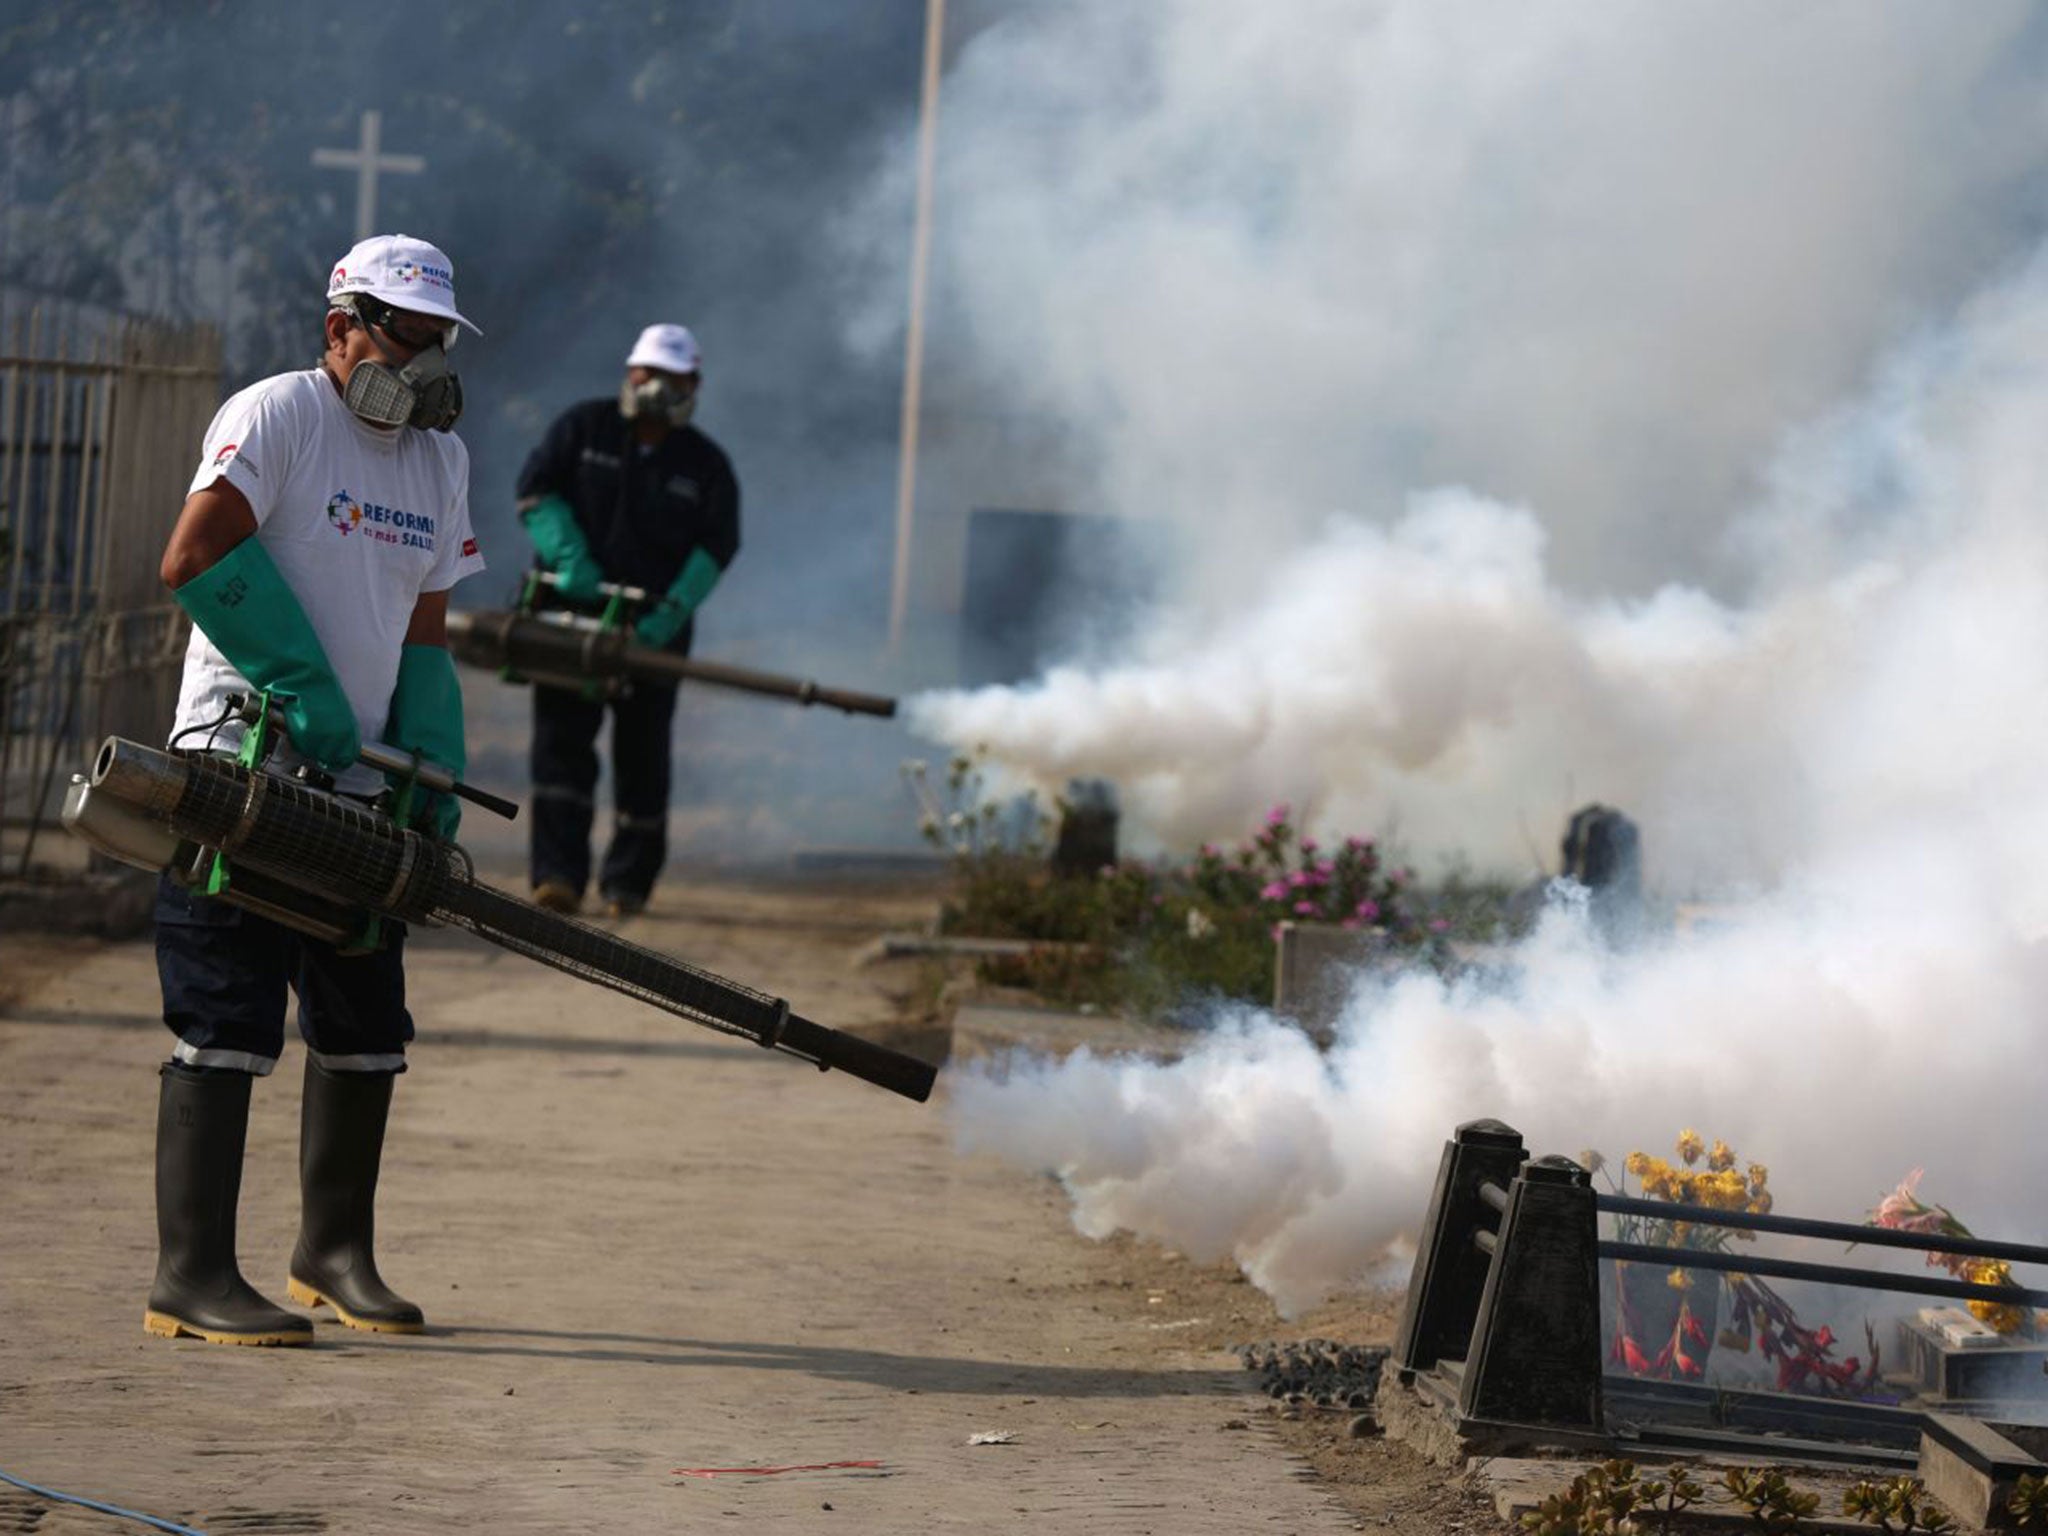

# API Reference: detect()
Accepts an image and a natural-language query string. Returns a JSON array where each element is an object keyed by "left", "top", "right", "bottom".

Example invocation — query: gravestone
[
  {"left": 1560, "top": 804, "right": 1643, "bottom": 944},
  {"left": 1272, "top": 921, "right": 1394, "bottom": 1037},
  {"left": 1897, "top": 1309, "right": 2048, "bottom": 1402},
  {"left": 1051, "top": 778, "right": 1119, "bottom": 877}
]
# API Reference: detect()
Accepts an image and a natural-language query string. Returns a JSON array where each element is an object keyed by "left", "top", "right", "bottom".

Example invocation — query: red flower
[{"left": 1620, "top": 1337, "right": 1652, "bottom": 1374}]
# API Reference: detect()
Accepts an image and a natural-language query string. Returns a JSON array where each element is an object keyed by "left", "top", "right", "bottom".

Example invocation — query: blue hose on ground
[{"left": 0, "top": 1467, "right": 207, "bottom": 1535}]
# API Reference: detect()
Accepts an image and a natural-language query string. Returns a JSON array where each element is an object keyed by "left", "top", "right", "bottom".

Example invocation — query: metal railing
[
  {"left": 0, "top": 299, "right": 220, "bottom": 870},
  {"left": 1596, "top": 1192, "right": 2048, "bottom": 1309},
  {"left": 1390, "top": 1118, "right": 2048, "bottom": 1455}
]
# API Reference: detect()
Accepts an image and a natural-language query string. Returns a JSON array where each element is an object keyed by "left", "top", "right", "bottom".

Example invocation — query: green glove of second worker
[
  {"left": 519, "top": 494, "right": 605, "bottom": 602},
  {"left": 383, "top": 643, "right": 467, "bottom": 841},
  {"left": 634, "top": 547, "right": 723, "bottom": 650},
  {"left": 172, "top": 537, "right": 361, "bottom": 773}
]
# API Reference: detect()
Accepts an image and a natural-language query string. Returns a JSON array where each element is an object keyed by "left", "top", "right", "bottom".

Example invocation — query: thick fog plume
[
  {"left": 915, "top": 225, "right": 2048, "bottom": 891},
  {"left": 954, "top": 868, "right": 2048, "bottom": 1318},
  {"left": 902, "top": 0, "right": 2048, "bottom": 596},
  {"left": 946, "top": 250, "right": 2048, "bottom": 1312}
]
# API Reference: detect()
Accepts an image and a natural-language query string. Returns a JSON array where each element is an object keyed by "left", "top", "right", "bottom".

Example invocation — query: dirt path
[{"left": 0, "top": 875, "right": 1511, "bottom": 1535}]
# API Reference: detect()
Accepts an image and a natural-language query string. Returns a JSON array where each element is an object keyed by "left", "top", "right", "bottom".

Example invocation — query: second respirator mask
[{"left": 618, "top": 374, "right": 696, "bottom": 429}]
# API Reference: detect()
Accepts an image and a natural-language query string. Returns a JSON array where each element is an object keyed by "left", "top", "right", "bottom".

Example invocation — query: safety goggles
[{"left": 355, "top": 295, "right": 459, "bottom": 354}]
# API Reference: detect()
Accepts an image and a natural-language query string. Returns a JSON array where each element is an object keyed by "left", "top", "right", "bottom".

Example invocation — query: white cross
[{"left": 312, "top": 110, "right": 426, "bottom": 243}]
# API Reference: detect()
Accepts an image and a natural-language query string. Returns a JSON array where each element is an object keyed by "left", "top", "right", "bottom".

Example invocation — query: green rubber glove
[
  {"left": 173, "top": 537, "right": 360, "bottom": 773},
  {"left": 383, "top": 644, "right": 466, "bottom": 841},
  {"left": 634, "top": 548, "right": 723, "bottom": 650},
  {"left": 519, "top": 494, "right": 604, "bottom": 602}
]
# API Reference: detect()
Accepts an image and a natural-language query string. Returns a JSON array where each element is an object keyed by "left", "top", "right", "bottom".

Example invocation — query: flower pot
[{"left": 1607, "top": 1258, "right": 1720, "bottom": 1379}]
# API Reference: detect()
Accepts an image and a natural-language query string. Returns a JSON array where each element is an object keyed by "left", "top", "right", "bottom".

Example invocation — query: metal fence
[{"left": 0, "top": 299, "right": 221, "bottom": 872}]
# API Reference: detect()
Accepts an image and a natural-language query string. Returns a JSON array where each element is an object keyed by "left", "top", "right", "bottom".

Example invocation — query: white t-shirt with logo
[{"left": 170, "top": 368, "right": 487, "bottom": 793}]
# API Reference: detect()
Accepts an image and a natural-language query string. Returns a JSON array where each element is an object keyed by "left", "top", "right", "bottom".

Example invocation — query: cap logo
[{"left": 393, "top": 259, "right": 454, "bottom": 292}]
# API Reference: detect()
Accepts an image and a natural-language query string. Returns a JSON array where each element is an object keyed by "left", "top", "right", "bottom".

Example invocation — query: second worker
[{"left": 517, "top": 323, "right": 740, "bottom": 917}]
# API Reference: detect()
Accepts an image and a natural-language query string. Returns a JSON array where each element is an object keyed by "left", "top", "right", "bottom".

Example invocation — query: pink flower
[
  {"left": 1345, "top": 836, "right": 1372, "bottom": 852},
  {"left": 1428, "top": 918, "right": 1450, "bottom": 933},
  {"left": 1355, "top": 900, "right": 1379, "bottom": 921},
  {"left": 1288, "top": 870, "right": 1313, "bottom": 889},
  {"left": 1260, "top": 880, "right": 1289, "bottom": 901},
  {"left": 1270, "top": 922, "right": 1286, "bottom": 941},
  {"left": 1293, "top": 900, "right": 1317, "bottom": 916},
  {"left": 1873, "top": 1169, "right": 1926, "bottom": 1227},
  {"left": 1265, "top": 804, "right": 1291, "bottom": 827},
  {"left": 1200, "top": 843, "right": 1219, "bottom": 858},
  {"left": 1339, "top": 918, "right": 1362, "bottom": 930},
  {"left": 1298, "top": 837, "right": 1318, "bottom": 856}
]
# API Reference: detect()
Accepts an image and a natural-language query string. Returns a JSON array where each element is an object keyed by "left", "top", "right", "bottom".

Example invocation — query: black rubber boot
[
  {"left": 287, "top": 1060, "right": 424, "bottom": 1333},
  {"left": 144, "top": 1063, "right": 313, "bottom": 1346}
]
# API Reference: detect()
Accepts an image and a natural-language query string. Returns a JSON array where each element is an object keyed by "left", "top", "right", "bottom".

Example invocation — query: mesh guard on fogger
[{"left": 87, "top": 738, "right": 936, "bottom": 1102}]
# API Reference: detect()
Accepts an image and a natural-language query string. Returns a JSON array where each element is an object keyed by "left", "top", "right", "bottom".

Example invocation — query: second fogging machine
[
  {"left": 60, "top": 695, "right": 934, "bottom": 1103},
  {"left": 446, "top": 571, "right": 897, "bottom": 717}
]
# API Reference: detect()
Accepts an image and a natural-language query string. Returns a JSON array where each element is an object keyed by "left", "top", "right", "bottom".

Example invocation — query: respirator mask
[
  {"left": 618, "top": 372, "right": 697, "bottom": 429},
  {"left": 337, "top": 297, "right": 464, "bottom": 432}
]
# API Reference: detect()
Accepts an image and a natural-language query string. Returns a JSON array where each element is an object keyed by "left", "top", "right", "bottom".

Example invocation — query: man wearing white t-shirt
[{"left": 146, "top": 234, "right": 486, "bottom": 1347}]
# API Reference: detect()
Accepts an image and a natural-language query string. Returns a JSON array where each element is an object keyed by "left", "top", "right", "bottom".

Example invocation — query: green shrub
[{"left": 923, "top": 767, "right": 1520, "bottom": 1015}]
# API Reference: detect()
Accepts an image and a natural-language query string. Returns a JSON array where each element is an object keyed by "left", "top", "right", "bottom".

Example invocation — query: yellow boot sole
[
  {"left": 286, "top": 1275, "right": 426, "bottom": 1334},
  {"left": 142, "top": 1308, "right": 312, "bottom": 1346}
]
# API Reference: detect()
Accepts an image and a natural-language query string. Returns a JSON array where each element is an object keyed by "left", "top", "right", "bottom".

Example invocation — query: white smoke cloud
[
  {"left": 955, "top": 871, "right": 2048, "bottom": 1318},
  {"left": 937, "top": 254, "right": 2048, "bottom": 1311},
  {"left": 904, "top": 3, "right": 2048, "bottom": 1315},
  {"left": 921, "top": 0, "right": 2046, "bottom": 597}
]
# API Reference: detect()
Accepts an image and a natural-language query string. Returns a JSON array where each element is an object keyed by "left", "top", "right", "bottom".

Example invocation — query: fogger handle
[
  {"left": 532, "top": 570, "right": 653, "bottom": 607},
  {"left": 779, "top": 1013, "right": 938, "bottom": 1103},
  {"left": 225, "top": 693, "right": 520, "bottom": 822},
  {"left": 357, "top": 741, "right": 522, "bottom": 822}
]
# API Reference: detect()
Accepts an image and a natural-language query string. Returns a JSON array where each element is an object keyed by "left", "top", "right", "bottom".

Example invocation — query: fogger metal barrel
[
  {"left": 78, "top": 737, "right": 935, "bottom": 1102},
  {"left": 446, "top": 609, "right": 897, "bottom": 718}
]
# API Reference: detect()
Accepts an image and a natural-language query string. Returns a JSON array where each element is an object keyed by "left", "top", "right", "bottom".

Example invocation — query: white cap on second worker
[
  {"left": 327, "top": 234, "right": 481, "bottom": 335},
  {"left": 626, "top": 323, "right": 701, "bottom": 375}
]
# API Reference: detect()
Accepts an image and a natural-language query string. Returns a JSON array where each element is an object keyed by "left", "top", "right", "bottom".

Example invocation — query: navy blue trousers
[
  {"left": 528, "top": 680, "right": 678, "bottom": 901},
  {"left": 154, "top": 874, "right": 412, "bottom": 1074}
]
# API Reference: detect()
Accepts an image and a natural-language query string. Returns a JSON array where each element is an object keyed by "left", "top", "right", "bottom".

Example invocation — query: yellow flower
[
  {"left": 1972, "top": 1299, "right": 2030, "bottom": 1335},
  {"left": 1706, "top": 1170, "right": 1749, "bottom": 1209},
  {"left": 1747, "top": 1162, "right": 1769, "bottom": 1194},
  {"left": 1677, "top": 1129, "right": 1705, "bottom": 1166},
  {"left": 1625, "top": 1151, "right": 1652, "bottom": 1178},
  {"left": 1708, "top": 1139, "right": 1736, "bottom": 1173},
  {"left": 1748, "top": 1190, "right": 1774, "bottom": 1215},
  {"left": 1579, "top": 1149, "right": 1606, "bottom": 1174},
  {"left": 1666, "top": 1268, "right": 1694, "bottom": 1291}
]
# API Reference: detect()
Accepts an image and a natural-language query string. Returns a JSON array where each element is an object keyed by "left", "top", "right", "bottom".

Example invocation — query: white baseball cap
[
  {"left": 626, "top": 323, "right": 701, "bottom": 375},
  {"left": 327, "top": 234, "right": 481, "bottom": 336}
]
